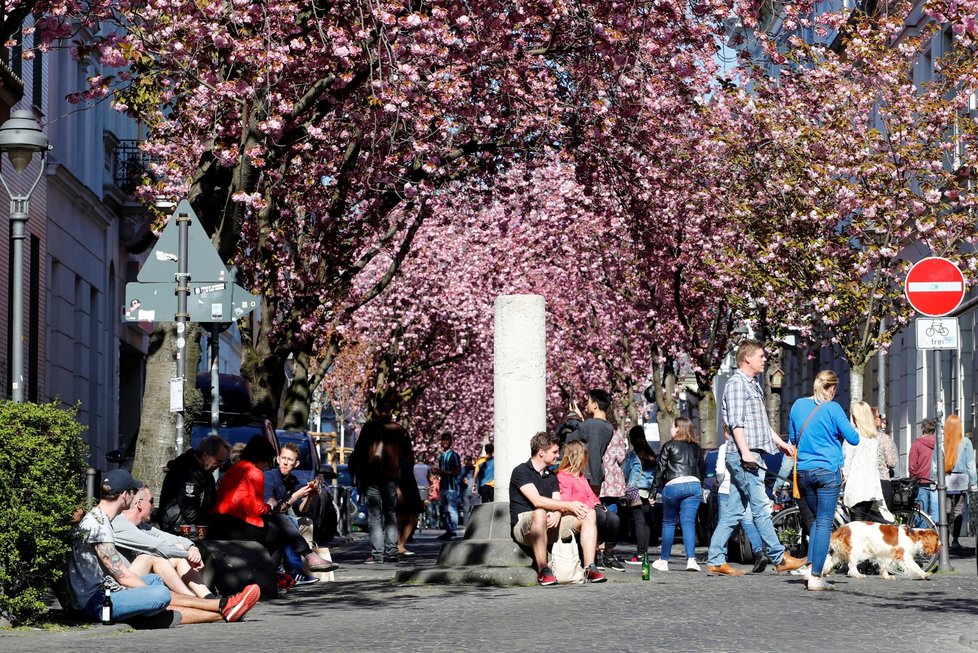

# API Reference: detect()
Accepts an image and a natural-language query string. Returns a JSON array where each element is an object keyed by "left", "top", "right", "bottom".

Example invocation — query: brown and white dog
[{"left": 823, "top": 521, "right": 941, "bottom": 580}]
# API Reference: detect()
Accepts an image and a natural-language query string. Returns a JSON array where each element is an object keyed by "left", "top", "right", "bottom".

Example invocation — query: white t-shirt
[{"left": 67, "top": 507, "right": 123, "bottom": 609}]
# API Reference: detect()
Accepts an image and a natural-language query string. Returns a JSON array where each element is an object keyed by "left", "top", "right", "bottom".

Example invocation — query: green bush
[{"left": 0, "top": 401, "right": 87, "bottom": 626}]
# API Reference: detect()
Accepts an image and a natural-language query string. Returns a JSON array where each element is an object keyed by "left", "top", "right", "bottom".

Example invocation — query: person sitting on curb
[
  {"left": 264, "top": 443, "right": 322, "bottom": 586},
  {"left": 210, "top": 436, "right": 337, "bottom": 575},
  {"left": 112, "top": 484, "right": 218, "bottom": 598},
  {"left": 510, "top": 431, "right": 606, "bottom": 585},
  {"left": 157, "top": 435, "right": 230, "bottom": 535},
  {"left": 67, "top": 469, "right": 260, "bottom": 626}
]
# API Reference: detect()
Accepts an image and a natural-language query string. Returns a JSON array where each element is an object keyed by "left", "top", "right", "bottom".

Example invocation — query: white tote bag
[{"left": 548, "top": 533, "right": 586, "bottom": 584}]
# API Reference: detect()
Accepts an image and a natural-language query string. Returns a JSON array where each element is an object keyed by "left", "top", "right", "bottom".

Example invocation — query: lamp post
[{"left": 0, "top": 110, "right": 50, "bottom": 403}]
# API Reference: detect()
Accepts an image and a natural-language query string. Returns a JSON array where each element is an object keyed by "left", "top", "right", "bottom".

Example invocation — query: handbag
[
  {"left": 792, "top": 401, "right": 829, "bottom": 499},
  {"left": 548, "top": 533, "right": 586, "bottom": 584},
  {"left": 623, "top": 485, "right": 642, "bottom": 506}
]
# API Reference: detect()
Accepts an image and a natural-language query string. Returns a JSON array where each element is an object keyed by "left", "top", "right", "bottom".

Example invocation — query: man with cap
[{"left": 67, "top": 469, "right": 260, "bottom": 626}]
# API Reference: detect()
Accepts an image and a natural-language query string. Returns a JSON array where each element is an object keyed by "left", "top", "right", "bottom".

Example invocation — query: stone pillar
[{"left": 493, "top": 295, "right": 547, "bottom": 501}]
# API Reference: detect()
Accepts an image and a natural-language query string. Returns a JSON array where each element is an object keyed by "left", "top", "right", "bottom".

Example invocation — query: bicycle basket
[{"left": 891, "top": 478, "right": 919, "bottom": 511}]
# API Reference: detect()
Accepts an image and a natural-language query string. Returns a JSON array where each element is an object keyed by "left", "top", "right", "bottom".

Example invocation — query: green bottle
[{"left": 641, "top": 551, "right": 650, "bottom": 581}]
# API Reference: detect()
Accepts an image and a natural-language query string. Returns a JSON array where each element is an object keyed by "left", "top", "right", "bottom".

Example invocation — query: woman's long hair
[
  {"left": 851, "top": 401, "right": 877, "bottom": 440},
  {"left": 627, "top": 425, "right": 656, "bottom": 469},
  {"left": 944, "top": 415, "right": 963, "bottom": 473},
  {"left": 673, "top": 417, "right": 699, "bottom": 444},
  {"left": 557, "top": 440, "right": 588, "bottom": 475}
]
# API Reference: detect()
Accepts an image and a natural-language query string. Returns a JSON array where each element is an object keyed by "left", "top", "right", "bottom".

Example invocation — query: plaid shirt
[{"left": 722, "top": 370, "right": 776, "bottom": 454}]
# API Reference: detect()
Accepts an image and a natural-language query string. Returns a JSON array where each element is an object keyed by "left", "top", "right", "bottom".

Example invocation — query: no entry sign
[{"left": 904, "top": 257, "right": 966, "bottom": 317}]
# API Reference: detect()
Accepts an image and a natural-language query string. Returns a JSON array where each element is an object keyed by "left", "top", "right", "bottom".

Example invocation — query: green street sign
[{"left": 124, "top": 280, "right": 259, "bottom": 323}]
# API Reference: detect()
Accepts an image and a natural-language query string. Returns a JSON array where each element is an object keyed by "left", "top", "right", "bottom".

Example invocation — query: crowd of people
[
  {"left": 66, "top": 434, "right": 346, "bottom": 626},
  {"left": 507, "top": 338, "right": 975, "bottom": 590}
]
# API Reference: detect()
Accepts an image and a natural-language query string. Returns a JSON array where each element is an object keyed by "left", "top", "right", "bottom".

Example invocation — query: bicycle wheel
[
  {"left": 771, "top": 506, "right": 807, "bottom": 558},
  {"left": 891, "top": 507, "right": 940, "bottom": 573}
]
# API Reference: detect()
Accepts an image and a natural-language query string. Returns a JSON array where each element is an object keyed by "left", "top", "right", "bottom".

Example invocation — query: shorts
[{"left": 512, "top": 510, "right": 579, "bottom": 545}]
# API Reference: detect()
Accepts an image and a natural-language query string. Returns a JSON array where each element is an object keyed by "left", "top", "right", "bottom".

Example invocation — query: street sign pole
[
  {"left": 905, "top": 256, "right": 964, "bottom": 573},
  {"left": 173, "top": 211, "right": 191, "bottom": 454},
  {"left": 933, "top": 349, "right": 951, "bottom": 572}
]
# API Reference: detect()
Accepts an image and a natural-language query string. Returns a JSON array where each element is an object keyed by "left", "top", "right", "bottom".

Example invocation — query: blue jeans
[
  {"left": 440, "top": 489, "right": 459, "bottom": 535},
  {"left": 797, "top": 467, "right": 842, "bottom": 576},
  {"left": 918, "top": 487, "right": 937, "bottom": 525},
  {"left": 707, "top": 449, "right": 786, "bottom": 565},
  {"left": 366, "top": 480, "right": 398, "bottom": 558},
  {"left": 83, "top": 574, "right": 170, "bottom": 622},
  {"left": 718, "top": 492, "right": 763, "bottom": 552},
  {"left": 661, "top": 481, "right": 702, "bottom": 560}
]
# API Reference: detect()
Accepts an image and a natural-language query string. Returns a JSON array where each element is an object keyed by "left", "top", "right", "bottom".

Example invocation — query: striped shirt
[{"left": 722, "top": 370, "right": 776, "bottom": 454}]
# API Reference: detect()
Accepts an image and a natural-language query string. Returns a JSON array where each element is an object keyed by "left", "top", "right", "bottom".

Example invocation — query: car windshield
[{"left": 190, "top": 424, "right": 265, "bottom": 450}]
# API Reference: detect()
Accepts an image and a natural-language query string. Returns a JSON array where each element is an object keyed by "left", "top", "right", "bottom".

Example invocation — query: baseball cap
[{"left": 103, "top": 469, "right": 144, "bottom": 495}]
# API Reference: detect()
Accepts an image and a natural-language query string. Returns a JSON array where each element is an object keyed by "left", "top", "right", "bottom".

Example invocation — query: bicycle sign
[{"left": 916, "top": 317, "right": 958, "bottom": 350}]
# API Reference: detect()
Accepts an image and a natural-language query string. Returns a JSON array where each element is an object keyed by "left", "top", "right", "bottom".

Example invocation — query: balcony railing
[{"left": 112, "top": 140, "right": 157, "bottom": 194}]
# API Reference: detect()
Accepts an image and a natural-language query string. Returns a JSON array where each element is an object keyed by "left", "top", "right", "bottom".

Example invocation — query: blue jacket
[
  {"left": 788, "top": 397, "right": 859, "bottom": 471},
  {"left": 623, "top": 451, "right": 655, "bottom": 490}
]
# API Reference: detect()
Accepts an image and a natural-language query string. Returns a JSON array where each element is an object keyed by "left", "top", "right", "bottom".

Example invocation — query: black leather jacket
[{"left": 655, "top": 440, "right": 705, "bottom": 492}]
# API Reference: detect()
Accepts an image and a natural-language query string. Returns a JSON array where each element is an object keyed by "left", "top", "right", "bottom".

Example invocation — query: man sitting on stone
[
  {"left": 510, "top": 431, "right": 606, "bottom": 585},
  {"left": 68, "top": 469, "right": 260, "bottom": 626},
  {"left": 158, "top": 435, "right": 230, "bottom": 534},
  {"left": 264, "top": 443, "right": 323, "bottom": 585},
  {"left": 112, "top": 484, "right": 218, "bottom": 599}
]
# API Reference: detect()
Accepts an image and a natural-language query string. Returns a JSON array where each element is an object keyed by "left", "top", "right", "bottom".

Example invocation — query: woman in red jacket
[{"left": 211, "top": 435, "right": 334, "bottom": 571}]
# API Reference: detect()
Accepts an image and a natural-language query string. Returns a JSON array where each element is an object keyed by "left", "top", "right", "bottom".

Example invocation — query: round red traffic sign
[{"left": 904, "top": 257, "right": 966, "bottom": 317}]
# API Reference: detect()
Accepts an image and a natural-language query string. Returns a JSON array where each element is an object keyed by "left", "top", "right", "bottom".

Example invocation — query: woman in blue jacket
[
  {"left": 788, "top": 370, "right": 859, "bottom": 591},
  {"left": 623, "top": 426, "right": 657, "bottom": 565}
]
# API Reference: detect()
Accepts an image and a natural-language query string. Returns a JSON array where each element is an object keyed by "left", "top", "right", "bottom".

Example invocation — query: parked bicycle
[{"left": 770, "top": 477, "right": 939, "bottom": 573}]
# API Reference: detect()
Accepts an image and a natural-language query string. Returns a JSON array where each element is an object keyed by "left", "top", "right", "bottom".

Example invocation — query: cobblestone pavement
[{"left": 5, "top": 530, "right": 978, "bottom": 653}]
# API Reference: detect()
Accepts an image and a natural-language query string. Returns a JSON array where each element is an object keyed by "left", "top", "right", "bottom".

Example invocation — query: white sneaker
[
  {"left": 651, "top": 559, "right": 670, "bottom": 572},
  {"left": 686, "top": 558, "right": 701, "bottom": 572},
  {"left": 806, "top": 575, "right": 834, "bottom": 591},
  {"left": 790, "top": 563, "right": 811, "bottom": 576}
]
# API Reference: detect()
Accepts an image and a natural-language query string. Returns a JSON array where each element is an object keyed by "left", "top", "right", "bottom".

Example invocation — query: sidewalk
[{"left": 5, "top": 529, "right": 978, "bottom": 652}]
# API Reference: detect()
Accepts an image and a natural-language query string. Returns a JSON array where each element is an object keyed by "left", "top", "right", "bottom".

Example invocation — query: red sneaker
[
  {"left": 585, "top": 564, "right": 607, "bottom": 583},
  {"left": 221, "top": 584, "right": 260, "bottom": 622},
  {"left": 537, "top": 566, "right": 558, "bottom": 586}
]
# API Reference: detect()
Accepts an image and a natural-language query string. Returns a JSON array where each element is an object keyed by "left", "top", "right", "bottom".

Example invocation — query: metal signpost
[
  {"left": 904, "top": 256, "right": 966, "bottom": 572},
  {"left": 123, "top": 200, "right": 259, "bottom": 453}
]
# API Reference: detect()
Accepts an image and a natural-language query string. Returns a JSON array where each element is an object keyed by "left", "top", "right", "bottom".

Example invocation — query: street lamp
[{"left": 0, "top": 110, "right": 50, "bottom": 402}]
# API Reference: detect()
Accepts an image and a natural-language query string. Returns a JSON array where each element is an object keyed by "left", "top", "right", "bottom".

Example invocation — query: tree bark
[
  {"left": 281, "top": 351, "right": 312, "bottom": 430},
  {"left": 653, "top": 359, "right": 678, "bottom": 445},
  {"left": 765, "top": 345, "right": 784, "bottom": 435},
  {"left": 698, "top": 389, "right": 718, "bottom": 449},
  {"left": 132, "top": 323, "right": 203, "bottom": 495},
  {"left": 849, "top": 361, "right": 865, "bottom": 411}
]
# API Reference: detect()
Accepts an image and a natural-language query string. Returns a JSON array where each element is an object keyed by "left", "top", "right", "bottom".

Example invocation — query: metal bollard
[{"left": 85, "top": 467, "right": 100, "bottom": 506}]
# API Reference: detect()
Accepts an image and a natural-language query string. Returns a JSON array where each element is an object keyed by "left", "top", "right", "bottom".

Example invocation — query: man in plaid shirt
[{"left": 706, "top": 338, "right": 806, "bottom": 576}]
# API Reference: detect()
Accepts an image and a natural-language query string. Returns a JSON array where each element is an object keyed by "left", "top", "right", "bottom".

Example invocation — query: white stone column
[{"left": 493, "top": 295, "right": 547, "bottom": 502}]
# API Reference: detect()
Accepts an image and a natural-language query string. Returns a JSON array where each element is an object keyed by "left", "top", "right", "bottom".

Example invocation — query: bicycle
[
  {"left": 770, "top": 479, "right": 939, "bottom": 574},
  {"left": 924, "top": 322, "right": 950, "bottom": 338}
]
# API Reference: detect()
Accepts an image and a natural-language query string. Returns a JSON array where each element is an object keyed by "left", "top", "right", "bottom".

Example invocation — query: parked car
[
  {"left": 189, "top": 418, "right": 279, "bottom": 476},
  {"left": 335, "top": 463, "right": 368, "bottom": 533}
]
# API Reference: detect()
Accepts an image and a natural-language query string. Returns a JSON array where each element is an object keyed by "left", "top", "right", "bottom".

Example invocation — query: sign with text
[{"left": 915, "top": 317, "right": 959, "bottom": 350}]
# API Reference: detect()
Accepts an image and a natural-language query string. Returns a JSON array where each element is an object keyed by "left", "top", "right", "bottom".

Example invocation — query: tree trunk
[
  {"left": 281, "top": 350, "right": 312, "bottom": 430},
  {"left": 240, "top": 306, "right": 288, "bottom": 425},
  {"left": 132, "top": 323, "right": 203, "bottom": 496},
  {"left": 849, "top": 361, "right": 865, "bottom": 411},
  {"left": 653, "top": 361, "right": 678, "bottom": 445},
  {"left": 765, "top": 345, "right": 784, "bottom": 435},
  {"left": 698, "top": 388, "right": 718, "bottom": 449}
]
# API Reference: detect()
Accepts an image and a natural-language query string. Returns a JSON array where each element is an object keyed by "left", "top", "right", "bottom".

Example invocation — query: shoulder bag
[
  {"left": 792, "top": 401, "right": 829, "bottom": 499},
  {"left": 548, "top": 533, "right": 586, "bottom": 584}
]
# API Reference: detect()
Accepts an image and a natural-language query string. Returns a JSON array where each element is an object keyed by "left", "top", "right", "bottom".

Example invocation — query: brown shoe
[
  {"left": 775, "top": 553, "right": 806, "bottom": 573},
  {"left": 706, "top": 563, "right": 747, "bottom": 577}
]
